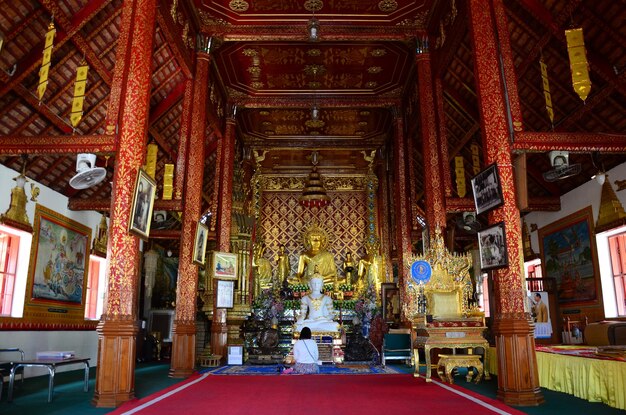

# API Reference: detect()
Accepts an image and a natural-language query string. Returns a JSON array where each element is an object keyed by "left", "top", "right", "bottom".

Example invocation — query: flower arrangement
[
  {"left": 290, "top": 283, "right": 309, "bottom": 297},
  {"left": 354, "top": 283, "right": 381, "bottom": 328},
  {"left": 252, "top": 288, "right": 285, "bottom": 322}
]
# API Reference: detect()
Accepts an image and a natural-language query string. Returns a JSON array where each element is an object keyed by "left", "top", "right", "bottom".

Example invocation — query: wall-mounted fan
[
  {"left": 542, "top": 150, "right": 581, "bottom": 182},
  {"left": 69, "top": 153, "right": 107, "bottom": 189},
  {"left": 456, "top": 212, "right": 481, "bottom": 233}
]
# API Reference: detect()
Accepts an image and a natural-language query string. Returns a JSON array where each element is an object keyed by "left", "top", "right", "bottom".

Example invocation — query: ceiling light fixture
[
  {"left": 308, "top": 16, "right": 320, "bottom": 42},
  {"left": 300, "top": 151, "right": 330, "bottom": 208}
]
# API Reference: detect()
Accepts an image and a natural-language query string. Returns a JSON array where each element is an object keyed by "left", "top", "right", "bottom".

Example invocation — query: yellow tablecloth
[{"left": 536, "top": 351, "right": 626, "bottom": 410}]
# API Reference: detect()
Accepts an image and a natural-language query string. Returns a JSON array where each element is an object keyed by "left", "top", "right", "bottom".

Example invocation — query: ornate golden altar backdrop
[{"left": 258, "top": 191, "right": 368, "bottom": 278}]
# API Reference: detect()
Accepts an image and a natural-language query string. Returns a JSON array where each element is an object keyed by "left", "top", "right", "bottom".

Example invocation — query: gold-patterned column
[
  {"left": 169, "top": 35, "right": 212, "bottom": 378},
  {"left": 416, "top": 39, "right": 446, "bottom": 231},
  {"left": 210, "top": 108, "right": 237, "bottom": 359},
  {"left": 392, "top": 111, "right": 413, "bottom": 310},
  {"left": 174, "top": 79, "right": 194, "bottom": 200},
  {"left": 377, "top": 161, "right": 392, "bottom": 283},
  {"left": 93, "top": 0, "right": 156, "bottom": 407},
  {"left": 468, "top": 0, "right": 543, "bottom": 406}
]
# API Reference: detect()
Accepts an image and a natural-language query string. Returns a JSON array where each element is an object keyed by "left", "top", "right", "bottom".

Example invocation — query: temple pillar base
[
  {"left": 492, "top": 316, "right": 544, "bottom": 406},
  {"left": 169, "top": 320, "right": 197, "bottom": 378},
  {"left": 92, "top": 318, "right": 139, "bottom": 408},
  {"left": 210, "top": 309, "right": 228, "bottom": 360}
]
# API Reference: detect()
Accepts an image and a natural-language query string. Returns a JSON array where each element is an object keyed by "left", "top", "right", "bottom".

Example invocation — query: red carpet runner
[{"left": 109, "top": 373, "right": 527, "bottom": 415}]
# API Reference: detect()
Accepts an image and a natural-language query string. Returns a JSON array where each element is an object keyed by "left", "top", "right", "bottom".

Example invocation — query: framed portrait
[
  {"left": 213, "top": 251, "right": 238, "bottom": 280},
  {"left": 216, "top": 280, "right": 235, "bottom": 308},
  {"left": 19, "top": 204, "right": 96, "bottom": 329},
  {"left": 471, "top": 164, "right": 504, "bottom": 215},
  {"left": 538, "top": 206, "right": 600, "bottom": 306},
  {"left": 193, "top": 222, "right": 209, "bottom": 265},
  {"left": 478, "top": 222, "right": 508, "bottom": 270},
  {"left": 528, "top": 291, "right": 553, "bottom": 339},
  {"left": 381, "top": 283, "right": 400, "bottom": 323},
  {"left": 129, "top": 168, "right": 157, "bottom": 240}
]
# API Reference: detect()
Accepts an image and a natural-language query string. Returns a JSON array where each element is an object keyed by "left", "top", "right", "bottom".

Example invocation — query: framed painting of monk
[
  {"left": 129, "top": 168, "right": 157, "bottom": 240},
  {"left": 538, "top": 206, "right": 600, "bottom": 306}
]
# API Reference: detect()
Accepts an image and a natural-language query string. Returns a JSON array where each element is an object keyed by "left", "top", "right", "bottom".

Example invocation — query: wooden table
[{"left": 7, "top": 357, "right": 90, "bottom": 402}]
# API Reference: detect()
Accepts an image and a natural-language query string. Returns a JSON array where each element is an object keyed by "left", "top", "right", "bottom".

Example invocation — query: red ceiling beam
[
  {"left": 149, "top": 128, "right": 177, "bottom": 162},
  {"left": 0, "top": 134, "right": 115, "bottom": 155},
  {"left": 513, "top": 131, "right": 626, "bottom": 153},
  {"left": 14, "top": 85, "right": 73, "bottom": 134},
  {"left": 156, "top": 0, "right": 193, "bottom": 79},
  {"left": 0, "top": 0, "right": 111, "bottom": 97},
  {"left": 68, "top": 197, "right": 182, "bottom": 212},
  {"left": 149, "top": 81, "right": 186, "bottom": 124}
]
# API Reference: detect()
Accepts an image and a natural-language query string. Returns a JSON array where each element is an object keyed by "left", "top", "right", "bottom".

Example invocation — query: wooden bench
[{"left": 436, "top": 354, "right": 483, "bottom": 384}]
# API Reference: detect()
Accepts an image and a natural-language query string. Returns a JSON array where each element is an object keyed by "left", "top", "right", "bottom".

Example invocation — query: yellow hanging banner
[
  {"left": 539, "top": 57, "right": 554, "bottom": 123},
  {"left": 37, "top": 21, "right": 56, "bottom": 101},
  {"left": 162, "top": 163, "right": 174, "bottom": 200},
  {"left": 470, "top": 144, "right": 481, "bottom": 175},
  {"left": 145, "top": 143, "right": 158, "bottom": 179},
  {"left": 455, "top": 156, "right": 466, "bottom": 198},
  {"left": 70, "top": 63, "right": 89, "bottom": 127},
  {"left": 565, "top": 28, "right": 591, "bottom": 102}
]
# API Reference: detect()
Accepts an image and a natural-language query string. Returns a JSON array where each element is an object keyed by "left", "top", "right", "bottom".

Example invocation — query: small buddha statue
[
  {"left": 275, "top": 244, "right": 290, "bottom": 283},
  {"left": 357, "top": 240, "right": 383, "bottom": 296},
  {"left": 294, "top": 272, "right": 339, "bottom": 333},
  {"left": 252, "top": 241, "right": 273, "bottom": 297},
  {"left": 343, "top": 252, "right": 355, "bottom": 285},
  {"left": 295, "top": 225, "right": 338, "bottom": 288}
]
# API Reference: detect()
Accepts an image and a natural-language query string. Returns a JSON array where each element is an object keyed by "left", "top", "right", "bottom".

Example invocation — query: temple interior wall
[{"left": 0, "top": 163, "right": 102, "bottom": 376}]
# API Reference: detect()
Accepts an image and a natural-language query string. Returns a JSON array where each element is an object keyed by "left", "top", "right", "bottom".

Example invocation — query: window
[
  {"left": 0, "top": 225, "right": 31, "bottom": 317},
  {"left": 608, "top": 232, "right": 626, "bottom": 316},
  {"left": 84, "top": 255, "right": 106, "bottom": 320}
]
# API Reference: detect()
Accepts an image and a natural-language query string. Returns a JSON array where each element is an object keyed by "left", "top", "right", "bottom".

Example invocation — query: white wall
[
  {"left": 525, "top": 161, "right": 626, "bottom": 318},
  {"left": 0, "top": 164, "right": 103, "bottom": 375}
]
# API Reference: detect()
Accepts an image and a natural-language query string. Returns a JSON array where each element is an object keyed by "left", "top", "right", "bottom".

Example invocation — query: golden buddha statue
[
  {"left": 343, "top": 252, "right": 355, "bottom": 285},
  {"left": 275, "top": 243, "right": 290, "bottom": 283},
  {"left": 252, "top": 241, "right": 273, "bottom": 296},
  {"left": 356, "top": 240, "right": 383, "bottom": 296},
  {"left": 295, "top": 225, "right": 338, "bottom": 287}
]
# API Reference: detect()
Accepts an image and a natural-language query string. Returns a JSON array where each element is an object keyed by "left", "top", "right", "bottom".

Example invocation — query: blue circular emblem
[{"left": 411, "top": 260, "right": 432, "bottom": 284}]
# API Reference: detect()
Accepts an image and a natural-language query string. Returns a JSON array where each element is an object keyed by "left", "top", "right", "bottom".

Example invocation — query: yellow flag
[
  {"left": 145, "top": 143, "right": 158, "bottom": 179},
  {"left": 163, "top": 164, "right": 174, "bottom": 200},
  {"left": 539, "top": 57, "right": 554, "bottom": 123},
  {"left": 37, "top": 21, "right": 56, "bottom": 101},
  {"left": 455, "top": 156, "right": 466, "bottom": 198},
  {"left": 70, "top": 63, "right": 89, "bottom": 127},
  {"left": 565, "top": 28, "right": 591, "bottom": 102}
]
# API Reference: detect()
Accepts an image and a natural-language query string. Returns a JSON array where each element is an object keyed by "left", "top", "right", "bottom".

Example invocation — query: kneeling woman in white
[{"left": 293, "top": 327, "right": 319, "bottom": 374}]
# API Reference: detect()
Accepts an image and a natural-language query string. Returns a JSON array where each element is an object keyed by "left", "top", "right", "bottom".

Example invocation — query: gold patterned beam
[{"left": 0, "top": 134, "right": 115, "bottom": 155}]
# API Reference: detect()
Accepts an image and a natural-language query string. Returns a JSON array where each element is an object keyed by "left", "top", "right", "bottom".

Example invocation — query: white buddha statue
[{"left": 294, "top": 272, "right": 339, "bottom": 333}]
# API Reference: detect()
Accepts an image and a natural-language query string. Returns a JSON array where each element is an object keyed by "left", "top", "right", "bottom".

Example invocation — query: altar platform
[{"left": 487, "top": 345, "right": 626, "bottom": 410}]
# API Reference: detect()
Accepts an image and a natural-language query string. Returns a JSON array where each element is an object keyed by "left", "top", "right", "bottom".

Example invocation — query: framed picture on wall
[
  {"left": 216, "top": 280, "right": 235, "bottom": 308},
  {"left": 213, "top": 251, "right": 238, "bottom": 280},
  {"left": 129, "top": 168, "right": 157, "bottom": 240},
  {"left": 193, "top": 222, "right": 208, "bottom": 266},
  {"left": 381, "top": 283, "right": 400, "bottom": 324},
  {"left": 471, "top": 164, "right": 504, "bottom": 215},
  {"left": 538, "top": 206, "right": 600, "bottom": 306},
  {"left": 478, "top": 222, "right": 508, "bottom": 270}
]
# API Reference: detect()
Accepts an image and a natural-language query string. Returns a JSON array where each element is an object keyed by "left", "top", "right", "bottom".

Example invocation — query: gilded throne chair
[{"left": 404, "top": 229, "right": 488, "bottom": 382}]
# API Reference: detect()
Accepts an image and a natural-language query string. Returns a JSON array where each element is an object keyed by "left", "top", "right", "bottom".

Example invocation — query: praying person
[{"left": 284, "top": 327, "right": 319, "bottom": 374}]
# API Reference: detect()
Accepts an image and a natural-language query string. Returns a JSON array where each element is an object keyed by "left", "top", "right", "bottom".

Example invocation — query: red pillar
[
  {"left": 392, "top": 112, "right": 413, "bottom": 305},
  {"left": 93, "top": 0, "right": 156, "bottom": 407},
  {"left": 210, "top": 110, "right": 236, "bottom": 359},
  {"left": 434, "top": 77, "right": 453, "bottom": 198},
  {"left": 468, "top": 0, "right": 543, "bottom": 406},
  {"left": 169, "top": 36, "right": 212, "bottom": 378},
  {"left": 174, "top": 79, "right": 194, "bottom": 200},
  {"left": 416, "top": 41, "right": 447, "bottom": 231}
]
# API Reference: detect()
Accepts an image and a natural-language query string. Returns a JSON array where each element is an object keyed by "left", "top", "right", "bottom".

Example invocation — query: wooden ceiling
[{"left": 0, "top": 0, "right": 625, "bottom": 247}]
